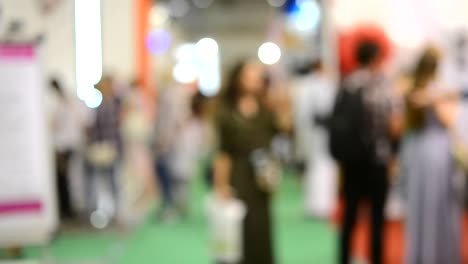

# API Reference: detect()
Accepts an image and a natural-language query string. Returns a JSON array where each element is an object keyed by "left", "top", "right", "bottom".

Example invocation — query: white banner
[{"left": 0, "top": 44, "right": 57, "bottom": 245}]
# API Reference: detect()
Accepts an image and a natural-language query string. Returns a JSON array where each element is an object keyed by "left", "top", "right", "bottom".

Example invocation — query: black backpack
[{"left": 325, "top": 85, "right": 373, "bottom": 164}]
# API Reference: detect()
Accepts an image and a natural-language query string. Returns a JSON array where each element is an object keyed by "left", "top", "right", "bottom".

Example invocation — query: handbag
[
  {"left": 250, "top": 148, "right": 282, "bottom": 193},
  {"left": 87, "top": 141, "right": 118, "bottom": 168}
]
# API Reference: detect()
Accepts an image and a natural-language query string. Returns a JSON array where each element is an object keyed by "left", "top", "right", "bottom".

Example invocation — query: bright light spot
[
  {"left": 75, "top": 0, "right": 103, "bottom": 101},
  {"left": 149, "top": 4, "right": 170, "bottom": 28},
  {"left": 267, "top": 0, "right": 287, "bottom": 7},
  {"left": 196, "top": 38, "right": 221, "bottom": 95},
  {"left": 146, "top": 29, "right": 171, "bottom": 54},
  {"left": 196, "top": 38, "right": 219, "bottom": 58},
  {"left": 291, "top": 0, "right": 321, "bottom": 32},
  {"left": 199, "top": 67, "right": 220, "bottom": 96},
  {"left": 85, "top": 88, "right": 103, "bottom": 108},
  {"left": 173, "top": 62, "right": 198, "bottom": 84},
  {"left": 193, "top": 0, "right": 213, "bottom": 9},
  {"left": 198, "top": 54, "right": 221, "bottom": 96},
  {"left": 174, "top": 43, "right": 197, "bottom": 62},
  {"left": 169, "top": 0, "right": 190, "bottom": 18},
  {"left": 174, "top": 41, "right": 221, "bottom": 95},
  {"left": 258, "top": 42, "right": 282, "bottom": 65},
  {"left": 90, "top": 210, "right": 109, "bottom": 229},
  {"left": 77, "top": 84, "right": 90, "bottom": 101}
]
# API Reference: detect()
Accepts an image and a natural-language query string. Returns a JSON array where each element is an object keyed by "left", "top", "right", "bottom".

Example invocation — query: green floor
[{"left": 23, "top": 172, "right": 337, "bottom": 264}]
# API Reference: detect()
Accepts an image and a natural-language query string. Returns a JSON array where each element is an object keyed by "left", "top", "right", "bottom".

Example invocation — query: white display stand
[{"left": 0, "top": 43, "right": 57, "bottom": 246}]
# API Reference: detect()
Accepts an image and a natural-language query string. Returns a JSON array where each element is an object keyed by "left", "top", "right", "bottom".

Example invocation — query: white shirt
[
  {"left": 293, "top": 73, "right": 336, "bottom": 161},
  {"left": 48, "top": 91, "right": 85, "bottom": 152}
]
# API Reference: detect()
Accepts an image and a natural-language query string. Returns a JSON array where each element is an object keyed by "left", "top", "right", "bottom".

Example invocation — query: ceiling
[{"left": 161, "top": 0, "right": 278, "bottom": 66}]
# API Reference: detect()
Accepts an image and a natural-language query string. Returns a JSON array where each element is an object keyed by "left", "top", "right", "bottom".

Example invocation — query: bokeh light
[
  {"left": 173, "top": 62, "right": 198, "bottom": 84},
  {"left": 75, "top": 0, "right": 103, "bottom": 101},
  {"left": 85, "top": 88, "right": 103, "bottom": 109},
  {"left": 146, "top": 29, "right": 172, "bottom": 54},
  {"left": 196, "top": 38, "right": 221, "bottom": 96},
  {"left": 258, "top": 42, "right": 282, "bottom": 65},
  {"left": 174, "top": 43, "right": 197, "bottom": 62},
  {"left": 90, "top": 210, "right": 109, "bottom": 229},
  {"left": 291, "top": 0, "right": 321, "bottom": 32},
  {"left": 196, "top": 38, "right": 219, "bottom": 58},
  {"left": 149, "top": 4, "right": 170, "bottom": 28}
]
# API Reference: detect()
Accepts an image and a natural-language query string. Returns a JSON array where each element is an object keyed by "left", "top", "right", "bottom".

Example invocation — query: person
[
  {"left": 292, "top": 60, "right": 337, "bottom": 218},
  {"left": 120, "top": 80, "right": 154, "bottom": 217},
  {"left": 401, "top": 47, "right": 464, "bottom": 264},
  {"left": 153, "top": 81, "right": 194, "bottom": 222},
  {"left": 169, "top": 92, "right": 213, "bottom": 217},
  {"left": 332, "top": 41, "right": 400, "bottom": 264},
  {"left": 49, "top": 78, "right": 83, "bottom": 220},
  {"left": 85, "top": 75, "right": 123, "bottom": 221},
  {"left": 214, "top": 59, "right": 291, "bottom": 264}
]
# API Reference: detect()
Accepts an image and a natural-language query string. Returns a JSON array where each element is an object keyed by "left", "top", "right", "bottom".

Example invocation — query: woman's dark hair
[
  {"left": 413, "top": 48, "right": 439, "bottom": 88},
  {"left": 406, "top": 47, "right": 440, "bottom": 130},
  {"left": 356, "top": 40, "right": 381, "bottom": 67},
  {"left": 221, "top": 60, "right": 248, "bottom": 106},
  {"left": 220, "top": 59, "right": 268, "bottom": 106}
]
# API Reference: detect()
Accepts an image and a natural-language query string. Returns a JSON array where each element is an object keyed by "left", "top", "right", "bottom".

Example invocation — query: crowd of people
[
  {"left": 208, "top": 40, "right": 468, "bottom": 263},
  {"left": 48, "top": 73, "right": 215, "bottom": 226},
  {"left": 305, "top": 41, "right": 467, "bottom": 264},
  {"left": 45, "top": 37, "right": 468, "bottom": 264}
]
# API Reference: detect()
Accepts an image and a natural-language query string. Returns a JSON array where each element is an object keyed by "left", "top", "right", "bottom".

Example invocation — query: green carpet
[{"left": 23, "top": 171, "right": 337, "bottom": 264}]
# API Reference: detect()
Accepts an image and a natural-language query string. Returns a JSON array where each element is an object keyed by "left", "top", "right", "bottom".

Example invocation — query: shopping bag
[{"left": 205, "top": 194, "right": 246, "bottom": 264}]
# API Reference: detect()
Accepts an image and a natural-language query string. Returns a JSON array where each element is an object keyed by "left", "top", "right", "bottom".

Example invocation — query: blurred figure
[
  {"left": 214, "top": 59, "right": 290, "bottom": 264},
  {"left": 401, "top": 47, "right": 463, "bottom": 264},
  {"left": 292, "top": 60, "right": 337, "bottom": 218},
  {"left": 85, "top": 76, "right": 122, "bottom": 221},
  {"left": 170, "top": 92, "right": 213, "bottom": 217},
  {"left": 328, "top": 41, "right": 400, "bottom": 264},
  {"left": 49, "top": 78, "right": 83, "bottom": 220},
  {"left": 120, "top": 80, "right": 154, "bottom": 220},
  {"left": 153, "top": 81, "right": 193, "bottom": 222}
]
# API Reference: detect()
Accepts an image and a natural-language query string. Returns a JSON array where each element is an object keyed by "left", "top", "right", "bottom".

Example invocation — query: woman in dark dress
[{"left": 214, "top": 59, "right": 290, "bottom": 264}]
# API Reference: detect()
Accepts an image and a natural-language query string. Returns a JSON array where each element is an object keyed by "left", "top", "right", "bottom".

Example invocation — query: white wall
[
  {"left": 1, "top": 0, "right": 136, "bottom": 93},
  {"left": 332, "top": 0, "right": 468, "bottom": 48},
  {"left": 101, "top": 0, "right": 135, "bottom": 82},
  {"left": 331, "top": 0, "right": 468, "bottom": 77}
]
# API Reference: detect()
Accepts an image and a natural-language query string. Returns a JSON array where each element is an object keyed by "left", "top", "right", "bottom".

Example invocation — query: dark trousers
[
  {"left": 339, "top": 163, "right": 388, "bottom": 264},
  {"left": 56, "top": 150, "right": 74, "bottom": 219},
  {"left": 155, "top": 155, "right": 173, "bottom": 211}
]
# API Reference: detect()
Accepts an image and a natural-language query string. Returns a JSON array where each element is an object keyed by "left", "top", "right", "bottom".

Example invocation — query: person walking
[
  {"left": 85, "top": 76, "right": 123, "bottom": 220},
  {"left": 214, "top": 59, "right": 291, "bottom": 264},
  {"left": 292, "top": 61, "right": 338, "bottom": 218},
  {"left": 49, "top": 78, "right": 83, "bottom": 220}
]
